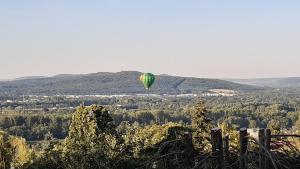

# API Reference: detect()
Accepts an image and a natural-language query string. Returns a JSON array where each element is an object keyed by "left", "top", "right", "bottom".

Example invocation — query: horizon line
[{"left": 1, "top": 70, "right": 299, "bottom": 81}]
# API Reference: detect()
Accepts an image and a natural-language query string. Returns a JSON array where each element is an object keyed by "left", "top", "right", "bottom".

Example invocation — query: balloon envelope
[{"left": 140, "top": 73, "right": 155, "bottom": 89}]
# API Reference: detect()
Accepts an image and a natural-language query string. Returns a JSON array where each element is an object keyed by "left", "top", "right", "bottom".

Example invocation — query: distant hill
[
  {"left": 228, "top": 77, "right": 300, "bottom": 88},
  {"left": 15, "top": 76, "right": 47, "bottom": 80},
  {"left": 0, "top": 71, "right": 264, "bottom": 96}
]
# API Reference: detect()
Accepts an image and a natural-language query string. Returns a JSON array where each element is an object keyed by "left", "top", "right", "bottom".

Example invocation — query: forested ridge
[{"left": 0, "top": 71, "right": 263, "bottom": 96}]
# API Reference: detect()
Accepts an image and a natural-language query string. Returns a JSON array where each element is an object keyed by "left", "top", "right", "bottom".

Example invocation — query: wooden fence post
[
  {"left": 211, "top": 128, "right": 223, "bottom": 169},
  {"left": 183, "top": 132, "right": 193, "bottom": 146},
  {"left": 265, "top": 129, "right": 271, "bottom": 169},
  {"left": 239, "top": 128, "right": 248, "bottom": 169},
  {"left": 259, "top": 128, "right": 266, "bottom": 169},
  {"left": 223, "top": 135, "right": 230, "bottom": 165},
  {"left": 183, "top": 132, "right": 195, "bottom": 167}
]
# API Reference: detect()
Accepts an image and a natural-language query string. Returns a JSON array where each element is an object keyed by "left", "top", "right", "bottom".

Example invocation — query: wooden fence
[{"left": 137, "top": 128, "right": 300, "bottom": 169}]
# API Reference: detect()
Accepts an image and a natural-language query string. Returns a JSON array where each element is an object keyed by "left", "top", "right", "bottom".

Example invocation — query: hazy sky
[{"left": 1, "top": 0, "right": 300, "bottom": 79}]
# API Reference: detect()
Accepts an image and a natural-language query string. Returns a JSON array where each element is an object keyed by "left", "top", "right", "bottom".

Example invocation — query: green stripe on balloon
[{"left": 140, "top": 73, "right": 155, "bottom": 90}]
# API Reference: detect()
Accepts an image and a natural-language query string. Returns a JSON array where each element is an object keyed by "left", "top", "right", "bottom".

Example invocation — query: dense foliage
[{"left": 0, "top": 130, "right": 33, "bottom": 168}]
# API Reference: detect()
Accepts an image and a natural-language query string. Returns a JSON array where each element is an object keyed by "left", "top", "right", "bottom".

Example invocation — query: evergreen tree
[
  {"left": 189, "top": 100, "right": 213, "bottom": 152},
  {"left": 62, "top": 105, "right": 116, "bottom": 169}
]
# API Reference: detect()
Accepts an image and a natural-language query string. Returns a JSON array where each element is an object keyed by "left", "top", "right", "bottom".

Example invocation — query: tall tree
[
  {"left": 190, "top": 100, "right": 213, "bottom": 152},
  {"left": 63, "top": 105, "right": 116, "bottom": 169}
]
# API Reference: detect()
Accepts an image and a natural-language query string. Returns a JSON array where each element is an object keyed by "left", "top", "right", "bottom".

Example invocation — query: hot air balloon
[{"left": 140, "top": 73, "right": 155, "bottom": 90}]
